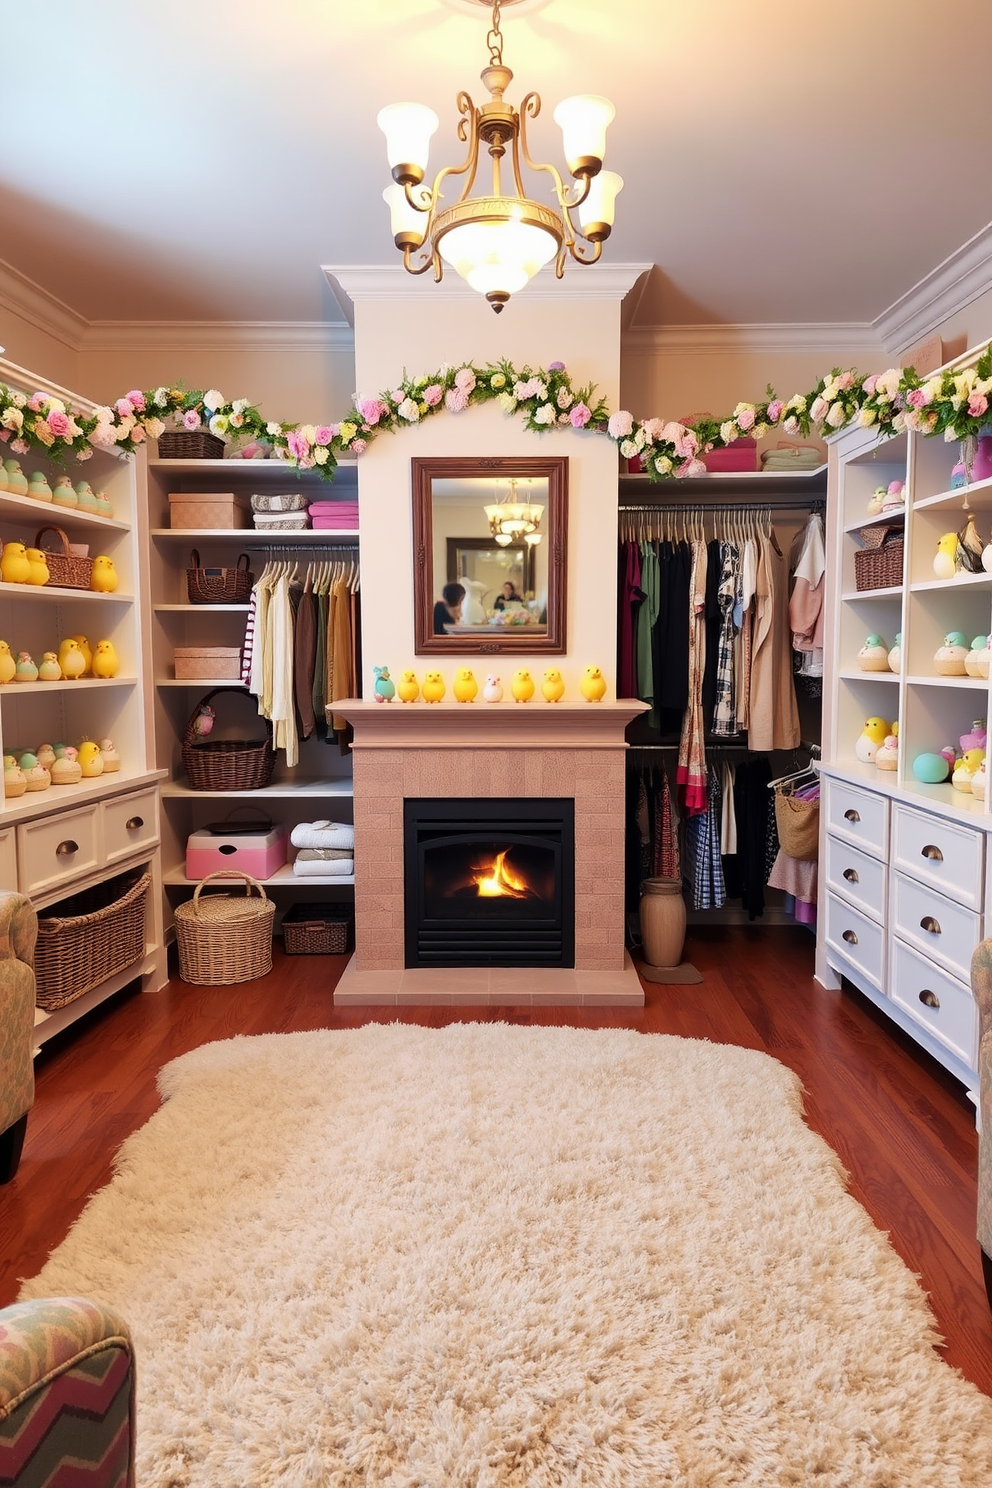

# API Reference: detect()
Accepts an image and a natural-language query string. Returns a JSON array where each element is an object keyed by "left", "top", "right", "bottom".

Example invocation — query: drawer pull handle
[
  {"left": 920, "top": 915, "right": 941, "bottom": 935},
  {"left": 55, "top": 840, "right": 78, "bottom": 857},
  {"left": 921, "top": 844, "right": 944, "bottom": 862},
  {"left": 125, "top": 816, "right": 144, "bottom": 830},
  {"left": 842, "top": 929, "right": 858, "bottom": 945},
  {"left": 919, "top": 989, "right": 941, "bottom": 1010},
  {"left": 843, "top": 809, "right": 860, "bottom": 823},
  {"left": 842, "top": 868, "right": 859, "bottom": 884}
]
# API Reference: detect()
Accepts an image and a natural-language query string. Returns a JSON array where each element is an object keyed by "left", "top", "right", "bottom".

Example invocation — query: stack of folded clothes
[
  {"left": 308, "top": 500, "right": 360, "bottom": 531},
  {"left": 290, "top": 819, "right": 355, "bottom": 876},
  {"left": 760, "top": 444, "right": 824, "bottom": 471}
]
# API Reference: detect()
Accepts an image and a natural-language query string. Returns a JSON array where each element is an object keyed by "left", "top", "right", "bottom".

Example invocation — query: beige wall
[{"left": 0, "top": 308, "right": 79, "bottom": 391}]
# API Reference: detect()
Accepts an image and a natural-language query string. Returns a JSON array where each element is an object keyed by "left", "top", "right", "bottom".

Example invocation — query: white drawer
[
  {"left": 825, "top": 780, "right": 889, "bottom": 859},
  {"left": 891, "top": 805, "right": 984, "bottom": 909},
  {"left": 102, "top": 788, "right": 159, "bottom": 865},
  {"left": 17, "top": 805, "right": 101, "bottom": 898},
  {"left": 824, "top": 891, "right": 885, "bottom": 991},
  {"left": 0, "top": 827, "right": 16, "bottom": 891},
  {"left": 824, "top": 834, "right": 887, "bottom": 922},
  {"left": 890, "top": 936, "right": 978, "bottom": 1070},
  {"left": 891, "top": 871, "right": 982, "bottom": 982}
]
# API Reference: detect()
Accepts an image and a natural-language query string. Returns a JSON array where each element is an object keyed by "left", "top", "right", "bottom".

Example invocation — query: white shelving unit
[
  {"left": 0, "top": 356, "right": 168, "bottom": 1042},
  {"left": 143, "top": 455, "right": 360, "bottom": 923}
]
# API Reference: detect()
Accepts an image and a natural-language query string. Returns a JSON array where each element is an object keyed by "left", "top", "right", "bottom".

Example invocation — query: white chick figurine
[
  {"left": 483, "top": 675, "right": 503, "bottom": 703},
  {"left": 933, "top": 532, "right": 959, "bottom": 580}
]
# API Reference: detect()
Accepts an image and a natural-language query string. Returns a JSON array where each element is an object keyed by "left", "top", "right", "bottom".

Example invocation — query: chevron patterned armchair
[
  {"left": 0, "top": 1297, "right": 136, "bottom": 1486},
  {"left": 0, "top": 890, "right": 36, "bottom": 1185}
]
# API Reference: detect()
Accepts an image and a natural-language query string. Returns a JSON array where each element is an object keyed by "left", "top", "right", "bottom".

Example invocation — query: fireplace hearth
[{"left": 404, "top": 798, "right": 575, "bottom": 968}]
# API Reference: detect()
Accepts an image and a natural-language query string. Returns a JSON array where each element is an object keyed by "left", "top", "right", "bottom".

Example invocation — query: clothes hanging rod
[
  {"left": 619, "top": 498, "right": 825, "bottom": 514},
  {"left": 245, "top": 543, "right": 360, "bottom": 554}
]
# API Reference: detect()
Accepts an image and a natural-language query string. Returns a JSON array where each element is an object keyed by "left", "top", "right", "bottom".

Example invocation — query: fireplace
[{"left": 404, "top": 798, "right": 575, "bottom": 968}]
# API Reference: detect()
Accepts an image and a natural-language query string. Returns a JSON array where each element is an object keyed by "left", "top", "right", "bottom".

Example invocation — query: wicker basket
[
  {"left": 854, "top": 526, "right": 904, "bottom": 591},
  {"left": 36, "top": 525, "right": 94, "bottom": 590},
  {"left": 250, "top": 492, "right": 309, "bottom": 513},
  {"left": 281, "top": 903, "right": 353, "bottom": 955},
  {"left": 158, "top": 430, "right": 225, "bottom": 460},
  {"left": 174, "top": 871, "right": 275, "bottom": 985},
  {"left": 251, "top": 512, "right": 311, "bottom": 531},
  {"left": 186, "top": 549, "right": 254, "bottom": 604},
  {"left": 181, "top": 686, "right": 275, "bottom": 791},
  {"left": 34, "top": 867, "right": 150, "bottom": 1010}
]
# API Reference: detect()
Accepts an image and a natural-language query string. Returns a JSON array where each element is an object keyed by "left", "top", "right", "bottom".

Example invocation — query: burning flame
[{"left": 472, "top": 849, "right": 530, "bottom": 899}]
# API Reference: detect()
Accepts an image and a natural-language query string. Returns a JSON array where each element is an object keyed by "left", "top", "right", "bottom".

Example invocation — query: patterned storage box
[
  {"left": 252, "top": 511, "right": 311, "bottom": 531},
  {"left": 250, "top": 492, "right": 309, "bottom": 513}
]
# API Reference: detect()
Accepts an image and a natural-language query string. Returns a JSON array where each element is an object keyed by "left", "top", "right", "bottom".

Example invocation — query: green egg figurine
[
  {"left": 28, "top": 472, "right": 52, "bottom": 502},
  {"left": 51, "top": 476, "right": 76, "bottom": 506},
  {"left": 3, "top": 460, "right": 27, "bottom": 496},
  {"left": 912, "top": 752, "right": 951, "bottom": 784},
  {"left": 76, "top": 483, "right": 100, "bottom": 515},
  {"left": 93, "top": 489, "right": 114, "bottom": 518}
]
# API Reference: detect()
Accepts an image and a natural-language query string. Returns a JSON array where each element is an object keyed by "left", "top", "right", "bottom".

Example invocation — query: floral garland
[{"left": 2, "top": 347, "right": 991, "bottom": 484}]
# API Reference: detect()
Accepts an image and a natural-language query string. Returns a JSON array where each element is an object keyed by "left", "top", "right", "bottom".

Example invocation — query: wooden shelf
[
  {"left": 164, "top": 867, "right": 354, "bottom": 887},
  {"left": 0, "top": 676, "right": 137, "bottom": 694},
  {"left": 161, "top": 779, "right": 354, "bottom": 799},
  {"left": 0, "top": 580, "right": 133, "bottom": 601},
  {"left": 0, "top": 488, "right": 129, "bottom": 531}
]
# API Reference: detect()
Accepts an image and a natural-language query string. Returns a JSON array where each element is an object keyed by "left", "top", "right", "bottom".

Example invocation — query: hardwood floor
[{"left": 3, "top": 924, "right": 991, "bottom": 1395}]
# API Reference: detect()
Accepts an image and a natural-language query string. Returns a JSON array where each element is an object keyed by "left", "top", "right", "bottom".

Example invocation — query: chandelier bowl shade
[{"left": 436, "top": 201, "right": 562, "bottom": 305}]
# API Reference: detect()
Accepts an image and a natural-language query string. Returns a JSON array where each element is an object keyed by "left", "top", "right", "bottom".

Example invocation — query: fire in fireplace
[{"left": 404, "top": 798, "right": 575, "bottom": 968}]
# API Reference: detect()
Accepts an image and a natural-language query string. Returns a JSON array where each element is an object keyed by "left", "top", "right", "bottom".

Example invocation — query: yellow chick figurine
[
  {"left": 511, "top": 669, "right": 535, "bottom": 703},
  {"left": 90, "top": 556, "right": 119, "bottom": 593},
  {"left": 580, "top": 665, "right": 607, "bottom": 702},
  {"left": 69, "top": 635, "right": 93, "bottom": 676},
  {"left": 933, "top": 532, "right": 959, "bottom": 580},
  {"left": 24, "top": 548, "right": 49, "bottom": 586},
  {"left": 854, "top": 716, "right": 889, "bottom": 764},
  {"left": 397, "top": 669, "right": 419, "bottom": 703},
  {"left": 542, "top": 667, "right": 565, "bottom": 702},
  {"left": 58, "top": 638, "right": 86, "bottom": 680},
  {"left": 422, "top": 671, "right": 446, "bottom": 704},
  {"left": 953, "top": 749, "right": 986, "bottom": 792},
  {"left": 0, "top": 641, "right": 15, "bottom": 685},
  {"left": 0, "top": 542, "right": 30, "bottom": 585},
  {"left": 453, "top": 667, "right": 478, "bottom": 703},
  {"left": 76, "top": 740, "right": 104, "bottom": 779},
  {"left": 90, "top": 639, "right": 120, "bottom": 679}
]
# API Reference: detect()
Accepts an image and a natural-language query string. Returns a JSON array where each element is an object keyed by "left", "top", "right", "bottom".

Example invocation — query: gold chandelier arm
[
  {"left": 401, "top": 93, "right": 480, "bottom": 215},
  {"left": 518, "top": 92, "right": 594, "bottom": 217},
  {"left": 566, "top": 236, "right": 603, "bottom": 267},
  {"left": 401, "top": 242, "right": 436, "bottom": 276}
]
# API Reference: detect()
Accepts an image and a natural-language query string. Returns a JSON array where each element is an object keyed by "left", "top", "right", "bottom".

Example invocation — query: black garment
[
  {"left": 493, "top": 591, "right": 523, "bottom": 611},
  {"left": 700, "top": 537, "right": 722, "bottom": 731},
  {"left": 652, "top": 540, "right": 691, "bottom": 735},
  {"left": 433, "top": 600, "right": 454, "bottom": 635},
  {"left": 732, "top": 754, "right": 772, "bottom": 920}
]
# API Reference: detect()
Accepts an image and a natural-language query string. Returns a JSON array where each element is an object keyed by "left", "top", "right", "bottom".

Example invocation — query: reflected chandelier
[
  {"left": 484, "top": 479, "right": 544, "bottom": 545},
  {"left": 378, "top": 0, "right": 622, "bottom": 313}
]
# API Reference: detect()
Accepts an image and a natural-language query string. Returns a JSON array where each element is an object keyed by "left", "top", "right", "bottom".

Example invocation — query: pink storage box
[
  {"left": 185, "top": 825, "right": 287, "bottom": 881},
  {"left": 701, "top": 438, "right": 757, "bottom": 473}
]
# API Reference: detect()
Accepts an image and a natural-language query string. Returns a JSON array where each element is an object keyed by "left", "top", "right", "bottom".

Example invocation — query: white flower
[
  {"left": 144, "top": 417, "right": 166, "bottom": 440},
  {"left": 76, "top": 446, "right": 92, "bottom": 461},
  {"left": 620, "top": 439, "right": 638, "bottom": 459},
  {"left": 559, "top": 412, "right": 570, "bottom": 424},
  {"left": 398, "top": 398, "right": 420, "bottom": 422},
  {"left": 783, "top": 416, "right": 800, "bottom": 435},
  {"left": 301, "top": 424, "right": 317, "bottom": 443},
  {"left": 556, "top": 387, "right": 573, "bottom": 410},
  {"left": 266, "top": 422, "right": 282, "bottom": 437},
  {"left": 858, "top": 407, "right": 877, "bottom": 427},
  {"left": 533, "top": 381, "right": 548, "bottom": 401},
  {"left": 925, "top": 377, "right": 946, "bottom": 402},
  {"left": 46, "top": 397, "right": 66, "bottom": 414},
  {"left": 533, "top": 404, "right": 556, "bottom": 426},
  {"left": 229, "top": 412, "right": 245, "bottom": 428},
  {"left": 497, "top": 392, "right": 516, "bottom": 414},
  {"left": 653, "top": 455, "right": 672, "bottom": 475},
  {"left": 944, "top": 427, "right": 959, "bottom": 442},
  {"left": 232, "top": 398, "right": 250, "bottom": 415},
  {"left": 892, "top": 411, "right": 908, "bottom": 432},
  {"left": 1, "top": 408, "right": 23, "bottom": 431},
  {"left": 876, "top": 368, "right": 902, "bottom": 400},
  {"left": 954, "top": 369, "right": 978, "bottom": 399},
  {"left": 203, "top": 389, "right": 225, "bottom": 412},
  {"left": 826, "top": 401, "right": 847, "bottom": 428},
  {"left": 809, "top": 396, "right": 829, "bottom": 424},
  {"left": 314, "top": 445, "right": 329, "bottom": 465},
  {"left": 752, "top": 423, "right": 768, "bottom": 440},
  {"left": 720, "top": 420, "right": 736, "bottom": 445},
  {"left": 153, "top": 387, "right": 170, "bottom": 407},
  {"left": 785, "top": 394, "right": 806, "bottom": 412},
  {"left": 209, "top": 413, "right": 229, "bottom": 436}
]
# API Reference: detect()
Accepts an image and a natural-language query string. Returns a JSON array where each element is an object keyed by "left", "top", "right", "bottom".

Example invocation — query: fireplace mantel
[{"left": 329, "top": 699, "right": 648, "bottom": 748}]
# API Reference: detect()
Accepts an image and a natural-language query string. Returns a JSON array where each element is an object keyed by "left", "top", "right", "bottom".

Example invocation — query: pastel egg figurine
[
  {"left": 51, "top": 476, "right": 76, "bottom": 506},
  {"left": 855, "top": 716, "right": 889, "bottom": 763},
  {"left": 875, "top": 733, "right": 899, "bottom": 771},
  {"left": 99, "top": 738, "right": 121, "bottom": 772},
  {"left": 953, "top": 748, "right": 985, "bottom": 792},
  {"left": 35, "top": 744, "right": 56, "bottom": 769},
  {"left": 91, "top": 639, "right": 119, "bottom": 679},
  {"left": 74, "top": 480, "right": 94, "bottom": 503},
  {"left": 3, "top": 460, "right": 28, "bottom": 496},
  {"left": 542, "top": 667, "right": 565, "bottom": 702},
  {"left": 881, "top": 479, "right": 905, "bottom": 511},
  {"left": 28, "top": 472, "right": 52, "bottom": 503},
  {"left": 75, "top": 484, "right": 100, "bottom": 515},
  {"left": 38, "top": 651, "right": 62, "bottom": 681},
  {"left": 372, "top": 664, "right": 395, "bottom": 702},
  {"left": 397, "top": 669, "right": 419, "bottom": 703},
  {"left": 0, "top": 641, "right": 15, "bottom": 684},
  {"left": 422, "top": 671, "right": 445, "bottom": 703},
  {"left": 887, "top": 633, "right": 902, "bottom": 673},
  {"left": 511, "top": 668, "right": 535, "bottom": 703},
  {"left": 58, "top": 639, "right": 85, "bottom": 680},
  {"left": 25, "top": 547, "right": 49, "bottom": 585},
  {"left": 960, "top": 719, "right": 987, "bottom": 754},
  {"left": 1, "top": 541, "right": 30, "bottom": 585},
  {"left": 76, "top": 740, "right": 104, "bottom": 778},
  {"left": 866, "top": 485, "right": 886, "bottom": 516},
  {"left": 14, "top": 652, "right": 38, "bottom": 683},
  {"left": 483, "top": 675, "right": 503, "bottom": 703},
  {"left": 857, "top": 633, "right": 889, "bottom": 672},
  {"left": 90, "top": 556, "right": 118, "bottom": 593},
  {"left": 580, "top": 665, "right": 607, "bottom": 702},
  {"left": 23, "top": 760, "right": 51, "bottom": 793},
  {"left": 933, "top": 532, "right": 959, "bottom": 579},
  {"left": 965, "top": 635, "right": 992, "bottom": 679},
  {"left": 950, "top": 459, "right": 969, "bottom": 490},
  {"left": 3, "top": 761, "right": 26, "bottom": 797},
  {"left": 93, "top": 490, "right": 114, "bottom": 518},
  {"left": 51, "top": 751, "right": 81, "bottom": 785},
  {"left": 933, "top": 631, "right": 969, "bottom": 675},
  {"left": 453, "top": 667, "right": 478, "bottom": 703},
  {"left": 973, "top": 759, "right": 988, "bottom": 799},
  {"left": 69, "top": 634, "right": 92, "bottom": 675},
  {"left": 913, "top": 751, "right": 951, "bottom": 784}
]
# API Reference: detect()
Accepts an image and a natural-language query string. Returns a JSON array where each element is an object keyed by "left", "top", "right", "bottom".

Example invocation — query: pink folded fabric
[
  {"left": 308, "top": 501, "right": 359, "bottom": 515},
  {"left": 312, "top": 516, "right": 359, "bottom": 530}
]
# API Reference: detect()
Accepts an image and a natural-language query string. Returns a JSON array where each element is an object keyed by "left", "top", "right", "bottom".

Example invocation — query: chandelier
[
  {"left": 484, "top": 479, "right": 544, "bottom": 545},
  {"left": 377, "top": 0, "right": 622, "bottom": 313}
]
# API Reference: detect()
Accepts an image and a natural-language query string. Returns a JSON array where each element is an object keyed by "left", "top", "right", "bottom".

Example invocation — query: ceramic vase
[
  {"left": 971, "top": 433, "right": 992, "bottom": 484},
  {"left": 639, "top": 877, "right": 686, "bottom": 968}
]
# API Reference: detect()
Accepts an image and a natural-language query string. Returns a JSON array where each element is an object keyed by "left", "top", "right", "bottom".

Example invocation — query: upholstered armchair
[
  {"left": 0, "top": 1297, "right": 136, "bottom": 1485},
  {"left": 972, "top": 939, "right": 992, "bottom": 1308},
  {"left": 0, "top": 890, "right": 36, "bottom": 1184}
]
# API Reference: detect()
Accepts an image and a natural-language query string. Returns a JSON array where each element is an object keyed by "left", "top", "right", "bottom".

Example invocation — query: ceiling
[{"left": 2, "top": 0, "right": 990, "bottom": 330}]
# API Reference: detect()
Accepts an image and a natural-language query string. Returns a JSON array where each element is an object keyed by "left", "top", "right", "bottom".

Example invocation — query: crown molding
[
  {"left": 0, "top": 256, "right": 88, "bottom": 351},
  {"left": 873, "top": 220, "right": 992, "bottom": 357},
  {"left": 322, "top": 262, "right": 654, "bottom": 323},
  {"left": 80, "top": 320, "right": 355, "bottom": 353},
  {"left": 622, "top": 323, "right": 883, "bottom": 358}
]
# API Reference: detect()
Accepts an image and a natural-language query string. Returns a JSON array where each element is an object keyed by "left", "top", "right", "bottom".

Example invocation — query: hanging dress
[{"left": 747, "top": 532, "right": 801, "bottom": 751}]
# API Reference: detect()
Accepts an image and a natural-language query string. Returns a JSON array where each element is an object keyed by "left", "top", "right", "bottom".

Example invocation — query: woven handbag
[
  {"left": 181, "top": 686, "right": 275, "bottom": 791},
  {"left": 854, "top": 525, "right": 904, "bottom": 591},
  {"left": 174, "top": 871, "right": 274, "bottom": 984},
  {"left": 774, "top": 786, "right": 820, "bottom": 861},
  {"left": 36, "top": 524, "right": 94, "bottom": 590},
  {"left": 158, "top": 430, "right": 225, "bottom": 460},
  {"left": 186, "top": 549, "right": 254, "bottom": 604}
]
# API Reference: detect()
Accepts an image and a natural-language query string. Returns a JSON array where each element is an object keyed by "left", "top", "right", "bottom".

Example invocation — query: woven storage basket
[
  {"left": 854, "top": 526, "right": 904, "bottom": 591},
  {"left": 181, "top": 686, "right": 275, "bottom": 790},
  {"left": 35, "top": 524, "right": 93, "bottom": 590},
  {"left": 158, "top": 430, "right": 225, "bottom": 460},
  {"left": 250, "top": 491, "right": 309, "bottom": 513},
  {"left": 174, "top": 871, "right": 274, "bottom": 985},
  {"left": 251, "top": 512, "right": 310, "bottom": 531},
  {"left": 186, "top": 548, "right": 254, "bottom": 604},
  {"left": 281, "top": 902, "right": 353, "bottom": 955},
  {"left": 34, "top": 867, "right": 150, "bottom": 1010},
  {"left": 774, "top": 788, "right": 820, "bottom": 861}
]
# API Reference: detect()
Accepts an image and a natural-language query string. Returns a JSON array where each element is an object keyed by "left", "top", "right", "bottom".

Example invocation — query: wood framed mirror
[{"left": 412, "top": 455, "right": 568, "bottom": 655}]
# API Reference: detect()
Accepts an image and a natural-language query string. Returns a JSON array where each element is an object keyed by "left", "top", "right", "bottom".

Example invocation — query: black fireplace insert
[{"left": 404, "top": 798, "right": 575, "bottom": 968}]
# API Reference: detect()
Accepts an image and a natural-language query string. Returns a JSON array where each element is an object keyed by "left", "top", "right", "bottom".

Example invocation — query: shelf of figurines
[
  {"left": 3, "top": 738, "right": 126, "bottom": 798},
  {"left": 850, "top": 631, "right": 992, "bottom": 686},
  {"left": 0, "top": 465, "right": 124, "bottom": 524},
  {"left": 0, "top": 636, "right": 125, "bottom": 686}
]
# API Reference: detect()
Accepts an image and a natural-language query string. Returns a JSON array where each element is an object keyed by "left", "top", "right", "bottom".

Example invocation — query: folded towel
[
  {"left": 308, "top": 501, "right": 359, "bottom": 514},
  {"left": 292, "top": 856, "right": 354, "bottom": 877},
  {"left": 290, "top": 820, "right": 355, "bottom": 850},
  {"left": 295, "top": 847, "right": 354, "bottom": 861}
]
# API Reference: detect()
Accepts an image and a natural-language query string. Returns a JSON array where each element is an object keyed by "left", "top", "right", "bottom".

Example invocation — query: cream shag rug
[{"left": 21, "top": 1024, "right": 992, "bottom": 1486}]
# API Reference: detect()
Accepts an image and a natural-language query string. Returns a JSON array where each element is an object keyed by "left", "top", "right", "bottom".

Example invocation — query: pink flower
[
  {"left": 641, "top": 418, "right": 665, "bottom": 442},
  {"left": 27, "top": 392, "right": 46, "bottom": 413},
  {"left": 391, "top": 389, "right": 405, "bottom": 405},
  {"left": 286, "top": 430, "right": 310, "bottom": 461},
  {"left": 454, "top": 368, "right": 476, "bottom": 392},
  {"left": 357, "top": 398, "right": 387, "bottom": 426},
  {"left": 570, "top": 403, "right": 592, "bottom": 429},
  {"left": 548, "top": 360, "right": 565, "bottom": 372},
  {"left": 969, "top": 393, "right": 989, "bottom": 419},
  {"left": 907, "top": 388, "right": 929, "bottom": 409},
  {"left": 183, "top": 409, "right": 201, "bottom": 431},
  {"left": 127, "top": 389, "right": 146, "bottom": 412},
  {"left": 47, "top": 410, "right": 70, "bottom": 438},
  {"left": 608, "top": 410, "right": 634, "bottom": 439},
  {"left": 115, "top": 397, "right": 135, "bottom": 418},
  {"left": 766, "top": 400, "right": 784, "bottom": 423},
  {"left": 736, "top": 407, "right": 756, "bottom": 432},
  {"left": 130, "top": 424, "right": 146, "bottom": 443},
  {"left": 314, "top": 426, "right": 334, "bottom": 446},
  {"left": 672, "top": 427, "right": 699, "bottom": 460},
  {"left": 0, "top": 430, "right": 9, "bottom": 443},
  {"left": 861, "top": 374, "right": 878, "bottom": 396},
  {"left": 836, "top": 372, "right": 855, "bottom": 392},
  {"left": 423, "top": 384, "right": 444, "bottom": 407},
  {"left": 445, "top": 387, "right": 469, "bottom": 413},
  {"left": 10, "top": 438, "right": 28, "bottom": 454},
  {"left": 351, "top": 439, "right": 367, "bottom": 455}
]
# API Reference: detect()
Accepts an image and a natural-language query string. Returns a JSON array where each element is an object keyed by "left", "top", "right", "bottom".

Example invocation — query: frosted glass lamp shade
[
  {"left": 494, "top": 532, "right": 513, "bottom": 546},
  {"left": 578, "top": 170, "right": 623, "bottom": 241},
  {"left": 553, "top": 94, "right": 615, "bottom": 175},
  {"left": 438, "top": 218, "right": 559, "bottom": 301},
  {"left": 382, "top": 185, "right": 427, "bottom": 249},
  {"left": 525, "top": 531, "right": 543, "bottom": 546},
  {"left": 377, "top": 102, "right": 439, "bottom": 185}
]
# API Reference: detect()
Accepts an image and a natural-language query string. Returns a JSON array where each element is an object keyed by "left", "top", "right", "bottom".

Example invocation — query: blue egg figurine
[
  {"left": 912, "top": 752, "right": 951, "bottom": 784},
  {"left": 373, "top": 664, "right": 395, "bottom": 703}
]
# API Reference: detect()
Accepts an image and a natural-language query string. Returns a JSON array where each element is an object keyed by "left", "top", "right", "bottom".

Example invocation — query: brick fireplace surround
[{"left": 330, "top": 699, "right": 647, "bottom": 1006}]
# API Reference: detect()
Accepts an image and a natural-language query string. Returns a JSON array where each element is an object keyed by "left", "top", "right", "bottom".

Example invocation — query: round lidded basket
[{"left": 174, "top": 871, "right": 275, "bottom": 985}]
